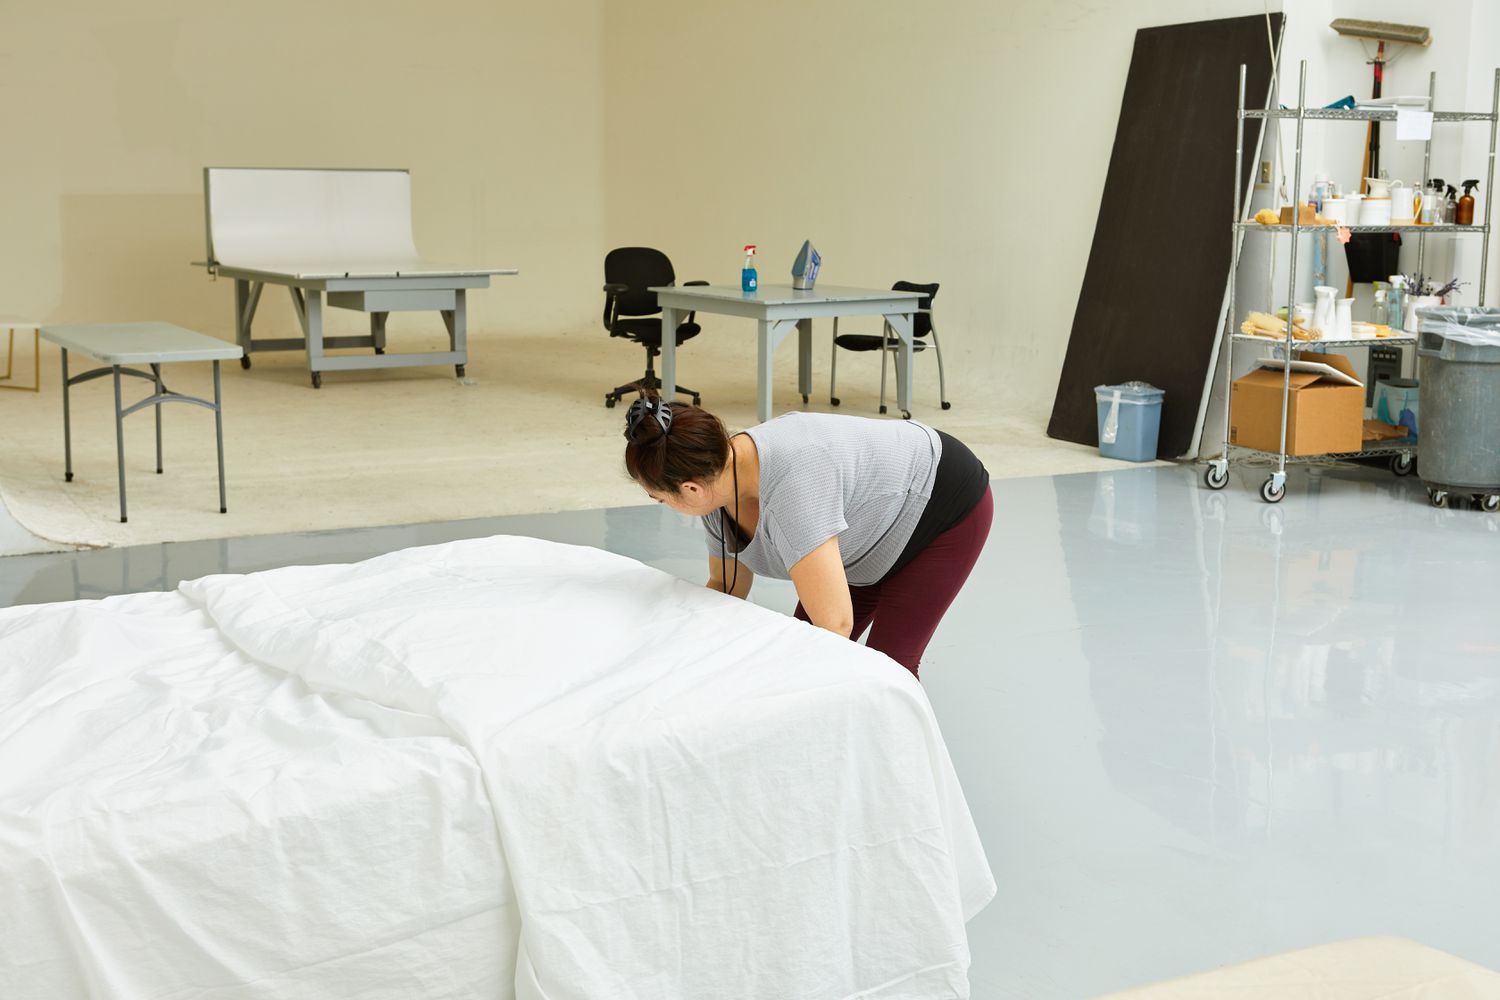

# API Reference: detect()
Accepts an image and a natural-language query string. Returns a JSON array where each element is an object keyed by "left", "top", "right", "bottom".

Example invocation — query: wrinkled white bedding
[{"left": 2, "top": 536, "right": 993, "bottom": 999}]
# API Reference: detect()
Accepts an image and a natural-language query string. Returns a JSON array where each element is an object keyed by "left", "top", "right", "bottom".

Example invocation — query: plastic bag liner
[
  {"left": 1416, "top": 306, "right": 1500, "bottom": 346},
  {"left": 1095, "top": 381, "right": 1163, "bottom": 445},
  {"left": 1343, "top": 231, "right": 1402, "bottom": 283}
]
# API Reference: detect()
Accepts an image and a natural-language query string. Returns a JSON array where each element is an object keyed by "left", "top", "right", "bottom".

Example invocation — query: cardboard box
[{"left": 1230, "top": 352, "right": 1364, "bottom": 455}]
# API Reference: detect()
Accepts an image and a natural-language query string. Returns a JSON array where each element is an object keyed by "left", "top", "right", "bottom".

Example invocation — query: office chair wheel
[
  {"left": 879, "top": 405, "right": 887, "bottom": 415},
  {"left": 311, "top": 372, "right": 322, "bottom": 389},
  {"left": 605, "top": 394, "right": 617, "bottom": 408},
  {"left": 239, "top": 356, "right": 251, "bottom": 370},
  {"left": 830, "top": 397, "right": 841, "bottom": 407},
  {"left": 901, "top": 410, "right": 912, "bottom": 420},
  {"left": 691, "top": 394, "right": 701, "bottom": 406},
  {"left": 941, "top": 401, "right": 952, "bottom": 410},
  {"left": 455, "top": 364, "right": 466, "bottom": 378}
]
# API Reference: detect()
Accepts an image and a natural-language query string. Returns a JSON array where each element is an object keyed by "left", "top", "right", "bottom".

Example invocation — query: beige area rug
[
  {"left": 0, "top": 329, "right": 1154, "bottom": 549},
  {"left": 1094, "top": 936, "right": 1500, "bottom": 999}
]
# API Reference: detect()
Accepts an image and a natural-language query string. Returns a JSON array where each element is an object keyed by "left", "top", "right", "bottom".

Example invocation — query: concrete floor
[{"left": 2, "top": 461, "right": 1498, "bottom": 996}]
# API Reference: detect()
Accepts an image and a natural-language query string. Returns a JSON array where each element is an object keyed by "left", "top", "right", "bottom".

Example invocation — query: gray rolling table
[
  {"left": 652, "top": 284, "right": 923, "bottom": 423},
  {"left": 41, "top": 323, "right": 243, "bottom": 523}
]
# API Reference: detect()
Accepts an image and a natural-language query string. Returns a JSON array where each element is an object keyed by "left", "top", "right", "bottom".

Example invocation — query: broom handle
[{"left": 1350, "top": 42, "right": 1387, "bottom": 297}]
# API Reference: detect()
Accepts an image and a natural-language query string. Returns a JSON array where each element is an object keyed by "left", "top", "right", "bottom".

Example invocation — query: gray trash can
[{"left": 1415, "top": 306, "right": 1500, "bottom": 509}]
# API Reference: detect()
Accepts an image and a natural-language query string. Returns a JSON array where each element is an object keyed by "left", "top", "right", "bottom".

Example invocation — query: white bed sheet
[
  {"left": 0, "top": 592, "right": 517, "bottom": 999},
  {"left": 182, "top": 536, "right": 995, "bottom": 999}
]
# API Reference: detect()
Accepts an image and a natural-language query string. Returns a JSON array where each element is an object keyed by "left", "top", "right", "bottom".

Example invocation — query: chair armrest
[
  {"left": 683, "top": 280, "right": 710, "bottom": 287},
  {"left": 603, "top": 283, "right": 629, "bottom": 294}
]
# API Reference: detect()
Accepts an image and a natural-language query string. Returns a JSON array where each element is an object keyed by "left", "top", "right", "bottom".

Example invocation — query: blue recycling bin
[{"left": 1094, "top": 382, "right": 1165, "bottom": 462}]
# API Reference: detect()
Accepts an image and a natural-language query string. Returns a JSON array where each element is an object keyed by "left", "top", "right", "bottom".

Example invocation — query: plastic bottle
[
  {"left": 1421, "top": 180, "right": 1442, "bottom": 224},
  {"left": 1443, "top": 184, "right": 1458, "bottom": 224},
  {"left": 741, "top": 244, "right": 758, "bottom": 293},
  {"left": 1371, "top": 288, "right": 1389, "bottom": 327},
  {"left": 1457, "top": 180, "right": 1479, "bottom": 225},
  {"left": 1388, "top": 275, "right": 1406, "bottom": 331}
]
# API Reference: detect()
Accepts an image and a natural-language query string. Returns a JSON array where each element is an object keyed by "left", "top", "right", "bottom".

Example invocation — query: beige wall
[
  {"left": 0, "top": 0, "right": 604, "bottom": 340},
  {"left": 603, "top": 0, "right": 1282, "bottom": 412}
]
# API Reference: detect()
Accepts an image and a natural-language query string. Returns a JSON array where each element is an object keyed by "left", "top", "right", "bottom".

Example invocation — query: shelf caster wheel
[
  {"left": 605, "top": 395, "right": 617, "bottom": 409},
  {"left": 830, "top": 397, "right": 841, "bottom": 407},
  {"left": 901, "top": 410, "right": 912, "bottom": 420},
  {"left": 1204, "top": 464, "right": 1229, "bottom": 490},
  {"left": 1260, "top": 476, "right": 1285, "bottom": 504},
  {"left": 455, "top": 364, "right": 466, "bottom": 378},
  {"left": 879, "top": 405, "right": 888, "bottom": 415},
  {"left": 311, "top": 372, "right": 322, "bottom": 389},
  {"left": 239, "top": 356, "right": 251, "bottom": 370},
  {"left": 941, "top": 401, "right": 952, "bottom": 410},
  {"left": 1390, "top": 453, "right": 1415, "bottom": 477},
  {"left": 1480, "top": 495, "right": 1500, "bottom": 513},
  {"left": 1429, "top": 489, "right": 1448, "bottom": 508}
]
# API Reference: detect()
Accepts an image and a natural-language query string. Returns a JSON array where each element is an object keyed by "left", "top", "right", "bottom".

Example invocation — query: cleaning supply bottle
[
  {"left": 1457, "top": 180, "right": 1479, "bottom": 225},
  {"left": 1421, "top": 180, "right": 1442, "bottom": 224},
  {"left": 1388, "top": 275, "right": 1406, "bottom": 331},
  {"left": 1443, "top": 184, "right": 1458, "bottom": 224},
  {"left": 741, "top": 244, "right": 758, "bottom": 293},
  {"left": 1371, "top": 287, "right": 1389, "bottom": 327}
]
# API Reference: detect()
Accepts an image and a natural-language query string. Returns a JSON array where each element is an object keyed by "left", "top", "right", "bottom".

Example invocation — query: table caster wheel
[
  {"left": 1429, "top": 489, "right": 1448, "bottom": 508},
  {"left": 1204, "top": 465, "right": 1229, "bottom": 490},
  {"left": 311, "top": 372, "right": 322, "bottom": 389},
  {"left": 941, "top": 401, "right": 952, "bottom": 410},
  {"left": 455, "top": 364, "right": 466, "bottom": 378},
  {"left": 1260, "top": 476, "right": 1285, "bottom": 503},
  {"left": 1390, "top": 453, "right": 1415, "bottom": 477},
  {"left": 605, "top": 395, "right": 617, "bottom": 408},
  {"left": 830, "top": 397, "right": 841, "bottom": 407},
  {"left": 65, "top": 472, "right": 73, "bottom": 483},
  {"left": 879, "top": 405, "right": 888, "bottom": 415},
  {"left": 901, "top": 410, "right": 912, "bottom": 420},
  {"left": 375, "top": 347, "right": 385, "bottom": 355},
  {"left": 1480, "top": 495, "right": 1499, "bottom": 513},
  {"left": 239, "top": 356, "right": 251, "bottom": 370},
  {"left": 801, "top": 393, "right": 808, "bottom": 403}
]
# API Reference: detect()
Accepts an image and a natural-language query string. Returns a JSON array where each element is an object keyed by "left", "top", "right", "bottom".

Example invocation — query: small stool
[
  {"left": 0, "top": 317, "right": 41, "bottom": 392},
  {"left": 40, "top": 322, "right": 244, "bottom": 523}
]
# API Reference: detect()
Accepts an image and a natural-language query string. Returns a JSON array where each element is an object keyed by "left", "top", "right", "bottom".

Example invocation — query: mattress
[{"left": 2, "top": 536, "right": 994, "bottom": 999}]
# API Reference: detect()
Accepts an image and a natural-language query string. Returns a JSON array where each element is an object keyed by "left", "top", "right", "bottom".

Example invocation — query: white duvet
[{"left": 1, "top": 536, "right": 994, "bottom": 999}]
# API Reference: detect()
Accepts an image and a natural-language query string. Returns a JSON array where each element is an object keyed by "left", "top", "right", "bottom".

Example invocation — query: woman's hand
[
  {"left": 708, "top": 556, "right": 754, "bottom": 599},
  {"left": 789, "top": 537, "right": 854, "bottom": 638}
]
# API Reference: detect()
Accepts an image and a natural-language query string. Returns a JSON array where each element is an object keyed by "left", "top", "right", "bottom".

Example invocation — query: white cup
[{"left": 1360, "top": 198, "right": 1392, "bottom": 226}]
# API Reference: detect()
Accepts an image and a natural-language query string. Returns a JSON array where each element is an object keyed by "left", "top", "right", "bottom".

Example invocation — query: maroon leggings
[{"left": 794, "top": 486, "right": 993, "bottom": 679}]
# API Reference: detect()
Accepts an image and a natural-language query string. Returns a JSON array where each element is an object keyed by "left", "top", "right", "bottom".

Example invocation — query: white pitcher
[
  {"left": 1390, "top": 181, "right": 1418, "bottom": 223},
  {"left": 1311, "top": 285, "right": 1338, "bottom": 337},
  {"left": 1334, "top": 297, "right": 1354, "bottom": 340}
]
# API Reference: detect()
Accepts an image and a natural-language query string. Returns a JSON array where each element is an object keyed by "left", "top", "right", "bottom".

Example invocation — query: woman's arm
[
  {"left": 789, "top": 537, "right": 854, "bottom": 638},
  {"left": 707, "top": 555, "right": 755, "bottom": 599}
]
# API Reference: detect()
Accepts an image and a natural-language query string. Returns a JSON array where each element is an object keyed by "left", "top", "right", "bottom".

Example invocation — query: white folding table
[
  {"left": 41, "top": 322, "right": 242, "bottom": 523},
  {"left": 0, "top": 316, "right": 41, "bottom": 392},
  {"left": 651, "top": 283, "right": 923, "bottom": 423},
  {"left": 195, "top": 168, "right": 517, "bottom": 388}
]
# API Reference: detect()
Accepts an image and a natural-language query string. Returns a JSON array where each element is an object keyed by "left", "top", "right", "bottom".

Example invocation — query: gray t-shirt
[{"left": 702, "top": 412, "right": 941, "bottom": 586}]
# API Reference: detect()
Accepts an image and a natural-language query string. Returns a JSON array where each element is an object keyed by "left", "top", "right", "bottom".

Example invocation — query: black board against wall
[{"left": 1047, "top": 14, "right": 1281, "bottom": 457}]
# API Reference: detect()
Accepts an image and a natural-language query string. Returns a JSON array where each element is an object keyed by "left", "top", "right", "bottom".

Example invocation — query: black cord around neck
[{"left": 719, "top": 436, "right": 741, "bottom": 596}]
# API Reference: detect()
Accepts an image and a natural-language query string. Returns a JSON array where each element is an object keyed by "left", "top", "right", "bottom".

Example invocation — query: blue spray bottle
[{"left": 741, "top": 244, "right": 758, "bottom": 293}]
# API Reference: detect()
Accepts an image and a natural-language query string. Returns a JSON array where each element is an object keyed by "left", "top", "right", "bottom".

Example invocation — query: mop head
[{"left": 1329, "top": 18, "right": 1430, "bottom": 47}]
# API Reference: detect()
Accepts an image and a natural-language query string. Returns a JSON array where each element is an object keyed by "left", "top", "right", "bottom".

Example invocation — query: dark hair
[{"left": 623, "top": 392, "right": 730, "bottom": 494}]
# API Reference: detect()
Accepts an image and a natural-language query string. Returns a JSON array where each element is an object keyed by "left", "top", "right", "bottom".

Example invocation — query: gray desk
[
  {"left": 41, "top": 323, "right": 243, "bottom": 523},
  {"left": 651, "top": 284, "right": 923, "bottom": 422},
  {"left": 196, "top": 168, "right": 517, "bottom": 388}
]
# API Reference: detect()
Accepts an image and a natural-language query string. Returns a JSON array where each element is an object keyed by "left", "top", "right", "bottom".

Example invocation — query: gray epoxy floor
[{"left": 3, "top": 462, "right": 1498, "bottom": 996}]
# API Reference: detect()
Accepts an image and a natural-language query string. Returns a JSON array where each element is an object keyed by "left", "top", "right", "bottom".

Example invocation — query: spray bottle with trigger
[
  {"left": 1457, "top": 180, "right": 1479, "bottom": 226},
  {"left": 741, "top": 244, "right": 758, "bottom": 293}
]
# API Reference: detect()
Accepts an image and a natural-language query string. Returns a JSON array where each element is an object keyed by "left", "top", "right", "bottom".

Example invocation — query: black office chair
[
  {"left": 602, "top": 247, "right": 706, "bottom": 408},
  {"left": 829, "top": 280, "right": 949, "bottom": 418}
]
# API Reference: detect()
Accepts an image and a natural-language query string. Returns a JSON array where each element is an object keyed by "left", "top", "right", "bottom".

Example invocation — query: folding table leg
[
  {"left": 62, "top": 348, "right": 74, "bottom": 482},
  {"left": 213, "top": 360, "right": 226, "bottom": 513},
  {"left": 152, "top": 362, "right": 163, "bottom": 474},
  {"left": 113, "top": 365, "right": 128, "bottom": 523}
]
